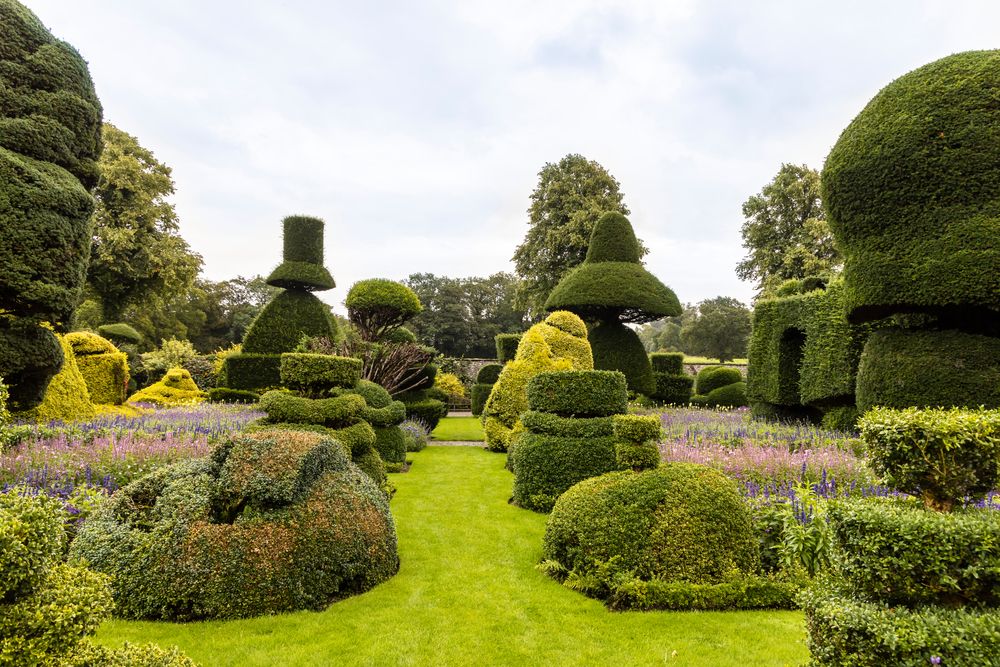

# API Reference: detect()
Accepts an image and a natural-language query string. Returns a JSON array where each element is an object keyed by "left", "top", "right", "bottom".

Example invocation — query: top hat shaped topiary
[
  {"left": 265, "top": 216, "right": 335, "bottom": 291},
  {"left": 545, "top": 212, "right": 681, "bottom": 324}
]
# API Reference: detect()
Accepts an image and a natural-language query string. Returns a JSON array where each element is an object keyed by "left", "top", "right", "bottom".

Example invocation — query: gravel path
[{"left": 430, "top": 440, "right": 484, "bottom": 447}]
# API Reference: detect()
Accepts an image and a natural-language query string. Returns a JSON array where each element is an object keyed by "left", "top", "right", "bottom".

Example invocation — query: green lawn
[
  {"left": 683, "top": 356, "right": 748, "bottom": 365},
  {"left": 431, "top": 415, "right": 485, "bottom": 441},
  {"left": 96, "top": 447, "right": 808, "bottom": 666}
]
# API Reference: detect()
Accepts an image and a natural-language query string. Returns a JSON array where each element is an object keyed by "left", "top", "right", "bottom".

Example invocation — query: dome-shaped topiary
[
  {"left": 69, "top": 429, "right": 399, "bottom": 620},
  {"left": 822, "top": 50, "right": 1000, "bottom": 326},
  {"left": 543, "top": 464, "right": 759, "bottom": 589},
  {"left": 695, "top": 366, "right": 743, "bottom": 395},
  {"left": 97, "top": 322, "right": 141, "bottom": 345},
  {"left": 242, "top": 290, "right": 337, "bottom": 355},
  {"left": 346, "top": 279, "right": 423, "bottom": 342},
  {"left": 0, "top": 0, "right": 104, "bottom": 411},
  {"left": 264, "top": 216, "right": 335, "bottom": 292},
  {"left": 584, "top": 211, "right": 642, "bottom": 264}
]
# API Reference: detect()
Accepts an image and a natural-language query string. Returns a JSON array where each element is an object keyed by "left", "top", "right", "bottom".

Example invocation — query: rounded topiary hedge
[
  {"left": 470, "top": 383, "right": 491, "bottom": 416},
  {"left": 855, "top": 328, "right": 1000, "bottom": 413},
  {"left": 265, "top": 216, "right": 335, "bottom": 291},
  {"left": 127, "top": 368, "right": 205, "bottom": 407},
  {"left": 495, "top": 334, "right": 521, "bottom": 364},
  {"left": 279, "top": 353, "right": 363, "bottom": 395},
  {"left": 821, "top": 50, "right": 1000, "bottom": 325},
  {"left": 695, "top": 366, "right": 743, "bottom": 395},
  {"left": 588, "top": 322, "right": 655, "bottom": 396},
  {"left": 543, "top": 464, "right": 759, "bottom": 586},
  {"left": 97, "top": 323, "right": 141, "bottom": 345},
  {"left": 476, "top": 363, "right": 503, "bottom": 385},
  {"left": 510, "top": 431, "right": 619, "bottom": 512},
  {"left": 525, "top": 370, "right": 627, "bottom": 417},
  {"left": 702, "top": 381, "right": 748, "bottom": 408},
  {"left": 70, "top": 429, "right": 399, "bottom": 620},
  {"left": 242, "top": 290, "right": 336, "bottom": 355},
  {"left": 30, "top": 335, "right": 95, "bottom": 423}
]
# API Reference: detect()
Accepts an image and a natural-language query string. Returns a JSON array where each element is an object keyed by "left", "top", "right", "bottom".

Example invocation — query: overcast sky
[{"left": 24, "top": 0, "right": 1000, "bottom": 313}]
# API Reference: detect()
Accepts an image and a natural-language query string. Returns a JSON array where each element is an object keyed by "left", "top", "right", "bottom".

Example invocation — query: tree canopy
[
  {"left": 87, "top": 123, "right": 202, "bottom": 322},
  {"left": 512, "top": 154, "right": 641, "bottom": 319},
  {"left": 736, "top": 163, "right": 841, "bottom": 296},
  {"left": 680, "top": 297, "right": 752, "bottom": 363}
]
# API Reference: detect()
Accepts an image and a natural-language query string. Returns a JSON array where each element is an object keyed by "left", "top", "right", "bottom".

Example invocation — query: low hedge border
[{"left": 607, "top": 575, "right": 802, "bottom": 612}]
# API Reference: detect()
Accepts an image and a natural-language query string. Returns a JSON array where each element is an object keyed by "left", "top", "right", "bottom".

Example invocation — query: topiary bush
[
  {"left": 612, "top": 413, "right": 661, "bottom": 471},
  {"left": 97, "top": 322, "right": 141, "bottom": 345},
  {"left": 0, "top": 0, "right": 104, "bottom": 413},
  {"left": 127, "top": 368, "right": 206, "bottom": 407},
  {"left": 280, "top": 353, "right": 363, "bottom": 396},
  {"left": 525, "top": 370, "right": 627, "bottom": 417},
  {"left": 30, "top": 334, "right": 96, "bottom": 423},
  {"left": 470, "top": 383, "right": 491, "bottom": 416},
  {"left": 241, "top": 290, "right": 337, "bottom": 355},
  {"left": 345, "top": 279, "right": 422, "bottom": 342},
  {"left": 477, "top": 363, "right": 503, "bottom": 385},
  {"left": 855, "top": 328, "right": 1000, "bottom": 413},
  {"left": 207, "top": 387, "right": 259, "bottom": 404},
  {"left": 588, "top": 322, "right": 655, "bottom": 396},
  {"left": 220, "top": 353, "right": 281, "bottom": 392},
  {"left": 264, "top": 216, "right": 335, "bottom": 291},
  {"left": 649, "top": 373, "right": 694, "bottom": 405},
  {"left": 65, "top": 332, "right": 129, "bottom": 405},
  {"left": 542, "top": 464, "right": 760, "bottom": 598},
  {"left": 482, "top": 311, "right": 593, "bottom": 452},
  {"left": 702, "top": 381, "right": 748, "bottom": 408},
  {"left": 649, "top": 352, "right": 684, "bottom": 374},
  {"left": 70, "top": 429, "right": 399, "bottom": 620},
  {"left": 495, "top": 334, "right": 521, "bottom": 364},
  {"left": 403, "top": 399, "right": 447, "bottom": 431},
  {"left": 181, "top": 355, "right": 216, "bottom": 392},
  {"left": 695, "top": 366, "right": 743, "bottom": 395}
]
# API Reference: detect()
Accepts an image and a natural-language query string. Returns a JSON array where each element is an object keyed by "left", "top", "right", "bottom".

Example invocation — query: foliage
[
  {"left": 87, "top": 123, "right": 202, "bottom": 322},
  {"left": 180, "top": 355, "right": 216, "bottom": 392},
  {"left": 510, "top": 431, "right": 619, "bottom": 512},
  {"left": 512, "top": 154, "right": 636, "bottom": 318},
  {"left": 855, "top": 328, "right": 1000, "bottom": 413},
  {"left": 695, "top": 366, "right": 743, "bottom": 395},
  {"left": 801, "top": 586, "right": 1000, "bottom": 667},
  {"left": 471, "top": 364, "right": 502, "bottom": 415},
  {"left": 525, "top": 370, "right": 627, "bottom": 417},
  {"left": 97, "top": 322, "right": 141, "bottom": 345},
  {"left": 495, "top": 333, "right": 521, "bottom": 363},
  {"left": 207, "top": 387, "right": 259, "bottom": 404},
  {"left": 399, "top": 419, "right": 429, "bottom": 452},
  {"left": 822, "top": 50, "right": 1000, "bottom": 325},
  {"left": 66, "top": 332, "right": 129, "bottom": 405},
  {"left": 859, "top": 406, "right": 1000, "bottom": 511},
  {"left": 482, "top": 311, "right": 593, "bottom": 452},
  {"left": 403, "top": 399, "right": 448, "bottom": 431},
  {"left": 337, "top": 339, "right": 436, "bottom": 396},
  {"left": 0, "top": 376, "right": 8, "bottom": 427},
  {"left": 680, "top": 297, "right": 752, "bottom": 363},
  {"left": 588, "top": 321, "right": 655, "bottom": 396},
  {"left": 219, "top": 353, "right": 281, "bottom": 391},
  {"left": 346, "top": 279, "right": 423, "bottom": 342},
  {"left": 612, "top": 414, "right": 662, "bottom": 471},
  {"left": 603, "top": 574, "right": 801, "bottom": 612},
  {"left": 434, "top": 371, "right": 465, "bottom": 398},
  {"left": 404, "top": 272, "right": 526, "bottom": 357},
  {"left": 372, "top": 426, "right": 407, "bottom": 465},
  {"left": 829, "top": 500, "right": 1000, "bottom": 607},
  {"left": 700, "top": 381, "right": 749, "bottom": 408},
  {"left": 520, "top": 412, "right": 613, "bottom": 439},
  {"left": 141, "top": 338, "right": 198, "bottom": 374},
  {"left": 264, "top": 216, "right": 335, "bottom": 291},
  {"left": 737, "top": 163, "right": 840, "bottom": 295},
  {"left": 649, "top": 352, "right": 684, "bottom": 374},
  {"left": 127, "top": 368, "right": 206, "bottom": 407},
  {"left": 0, "top": 0, "right": 103, "bottom": 411},
  {"left": 279, "top": 353, "right": 362, "bottom": 396},
  {"left": 542, "top": 464, "right": 760, "bottom": 600},
  {"left": 649, "top": 373, "right": 693, "bottom": 405},
  {"left": 31, "top": 335, "right": 96, "bottom": 423},
  {"left": 241, "top": 290, "right": 337, "bottom": 355},
  {"left": 69, "top": 429, "right": 399, "bottom": 619}
]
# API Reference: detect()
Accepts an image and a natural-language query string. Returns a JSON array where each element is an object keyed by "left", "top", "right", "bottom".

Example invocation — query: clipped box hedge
[
  {"left": 221, "top": 354, "right": 281, "bottom": 391},
  {"left": 526, "top": 370, "right": 628, "bottom": 417},
  {"left": 280, "top": 353, "right": 362, "bottom": 393},
  {"left": 649, "top": 352, "right": 684, "bottom": 374},
  {"left": 510, "top": 432, "right": 619, "bottom": 512}
]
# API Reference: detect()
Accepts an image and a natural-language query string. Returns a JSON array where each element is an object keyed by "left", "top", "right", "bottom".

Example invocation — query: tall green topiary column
[
  {"left": 223, "top": 216, "right": 338, "bottom": 390},
  {"left": 545, "top": 212, "right": 681, "bottom": 396},
  {"left": 822, "top": 50, "right": 1000, "bottom": 411},
  {"left": 0, "top": 0, "right": 103, "bottom": 411}
]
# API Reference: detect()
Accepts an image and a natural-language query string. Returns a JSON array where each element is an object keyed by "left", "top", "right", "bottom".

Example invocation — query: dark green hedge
[
  {"left": 526, "top": 370, "right": 627, "bottom": 417},
  {"left": 470, "top": 383, "right": 491, "bottom": 416},
  {"left": 96, "top": 323, "right": 141, "bottom": 345},
  {"left": 279, "top": 353, "right": 362, "bottom": 393},
  {"left": 259, "top": 391, "right": 366, "bottom": 427},
  {"left": 220, "top": 354, "right": 281, "bottom": 391},
  {"left": 703, "top": 381, "right": 748, "bottom": 408},
  {"left": 495, "top": 334, "right": 521, "bottom": 363},
  {"left": 828, "top": 500, "right": 1000, "bottom": 607},
  {"left": 373, "top": 426, "right": 406, "bottom": 465},
  {"left": 69, "top": 430, "right": 398, "bottom": 620},
  {"left": 207, "top": 387, "right": 259, "bottom": 404},
  {"left": 801, "top": 586, "right": 1000, "bottom": 667},
  {"left": 607, "top": 576, "right": 800, "bottom": 612},
  {"left": 650, "top": 372, "right": 693, "bottom": 405},
  {"left": 476, "top": 363, "right": 503, "bottom": 384},
  {"left": 520, "top": 411, "right": 614, "bottom": 439},
  {"left": 695, "top": 366, "right": 742, "bottom": 395},
  {"left": 649, "top": 352, "right": 684, "bottom": 374},
  {"left": 403, "top": 399, "right": 447, "bottom": 430},
  {"left": 545, "top": 262, "right": 681, "bottom": 324},
  {"left": 746, "top": 282, "right": 868, "bottom": 410},
  {"left": 341, "top": 379, "right": 391, "bottom": 408},
  {"left": 510, "top": 432, "right": 619, "bottom": 512},
  {"left": 0, "top": 323, "right": 63, "bottom": 410},
  {"left": 588, "top": 322, "right": 655, "bottom": 396},
  {"left": 584, "top": 211, "right": 642, "bottom": 264},
  {"left": 543, "top": 465, "right": 759, "bottom": 588},
  {"left": 821, "top": 50, "right": 1000, "bottom": 325},
  {"left": 856, "top": 328, "right": 1000, "bottom": 413},
  {"left": 265, "top": 216, "right": 335, "bottom": 291},
  {"left": 241, "top": 290, "right": 337, "bottom": 355}
]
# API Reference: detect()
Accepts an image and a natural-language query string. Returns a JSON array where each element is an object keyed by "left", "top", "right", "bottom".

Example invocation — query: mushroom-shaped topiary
[
  {"left": 822, "top": 50, "right": 1000, "bottom": 410},
  {"left": 346, "top": 279, "right": 423, "bottom": 342},
  {"left": 0, "top": 0, "right": 104, "bottom": 411},
  {"left": 545, "top": 212, "right": 681, "bottom": 395}
]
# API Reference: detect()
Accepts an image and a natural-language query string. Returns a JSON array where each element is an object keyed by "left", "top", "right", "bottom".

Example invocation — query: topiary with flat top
[
  {"left": 545, "top": 212, "right": 680, "bottom": 395},
  {"left": 30, "top": 335, "right": 95, "bottom": 423},
  {"left": 0, "top": 0, "right": 104, "bottom": 411},
  {"left": 264, "top": 216, "right": 335, "bottom": 291},
  {"left": 65, "top": 332, "right": 129, "bottom": 405}
]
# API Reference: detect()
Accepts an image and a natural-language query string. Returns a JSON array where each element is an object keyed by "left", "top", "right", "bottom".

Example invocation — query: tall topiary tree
[
  {"left": 0, "top": 0, "right": 103, "bottom": 411},
  {"left": 222, "top": 216, "right": 337, "bottom": 390},
  {"left": 822, "top": 50, "right": 1000, "bottom": 411},
  {"left": 545, "top": 212, "right": 681, "bottom": 396}
]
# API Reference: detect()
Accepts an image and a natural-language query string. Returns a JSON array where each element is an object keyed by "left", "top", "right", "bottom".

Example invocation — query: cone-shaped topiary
[
  {"left": 545, "top": 212, "right": 681, "bottom": 395},
  {"left": 0, "top": 0, "right": 103, "bottom": 411},
  {"left": 265, "top": 215, "right": 335, "bottom": 291}
]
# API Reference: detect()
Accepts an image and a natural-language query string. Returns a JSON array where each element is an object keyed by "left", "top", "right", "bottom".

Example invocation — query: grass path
[
  {"left": 430, "top": 415, "right": 485, "bottom": 441},
  {"left": 97, "top": 448, "right": 808, "bottom": 666}
]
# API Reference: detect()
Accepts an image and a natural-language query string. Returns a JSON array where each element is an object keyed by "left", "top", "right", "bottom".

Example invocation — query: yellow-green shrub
[
  {"left": 65, "top": 332, "right": 129, "bottom": 405},
  {"left": 482, "top": 311, "right": 593, "bottom": 452},
  {"left": 434, "top": 372, "right": 466, "bottom": 398},
  {"left": 127, "top": 368, "right": 206, "bottom": 407},
  {"left": 31, "top": 335, "right": 96, "bottom": 423}
]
